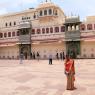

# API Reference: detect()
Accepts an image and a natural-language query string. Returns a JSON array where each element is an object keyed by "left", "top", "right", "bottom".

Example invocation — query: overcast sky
[{"left": 0, "top": 0, "right": 95, "bottom": 20}]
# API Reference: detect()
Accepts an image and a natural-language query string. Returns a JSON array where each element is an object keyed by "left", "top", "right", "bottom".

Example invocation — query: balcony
[
  {"left": 19, "top": 21, "right": 31, "bottom": 29},
  {"left": 65, "top": 30, "right": 81, "bottom": 41},
  {"left": 19, "top": 35, "right": 31, "bottom": 44}
]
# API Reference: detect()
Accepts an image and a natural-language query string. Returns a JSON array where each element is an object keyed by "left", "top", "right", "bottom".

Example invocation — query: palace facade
[{"left": 0, "top": 1, "right": 95, "bottom": 59}]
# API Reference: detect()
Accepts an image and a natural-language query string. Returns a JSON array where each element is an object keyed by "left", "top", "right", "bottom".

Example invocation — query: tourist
[
  {"left": 49, "top": 54, "right": 52, "bottom": 65},
  {"left": 56, "top": 53, "right": 59, "bottom": 60},
  {"left": 64, "top": 55, "right": 76, "bottom": 90},
  {"left": 62, "top": 51, "right": 65, "bottom": 60},
  {"left": 20, "top": 53, "right": 23, "bottom": 64},
  {"left": 33, "top": 52, "right": 35, "bottom": 59},
  {"left": 60, "top": 52, "right": 63, "bottom": 60},
  {"left": 31, "top": 52, "right": 33, "bottom": 59},
  {"left": 37, "top": 52, "right": 40, "bottom": 61}
]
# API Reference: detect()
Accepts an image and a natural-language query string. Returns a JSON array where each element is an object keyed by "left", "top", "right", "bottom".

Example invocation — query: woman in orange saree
[{"left": 64, "top": 55, "right": 76, "bottom": 90}]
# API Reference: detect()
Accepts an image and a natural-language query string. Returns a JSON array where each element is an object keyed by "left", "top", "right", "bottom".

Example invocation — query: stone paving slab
[{"left": 0, "top": 59, "right": 95, "bottom": 95}]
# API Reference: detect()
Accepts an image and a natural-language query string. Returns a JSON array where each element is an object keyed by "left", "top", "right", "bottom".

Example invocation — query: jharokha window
[
  {"left": 55, "top": 10, "right": 58, "bottom": 15},
  {"left": 49, "top": 9, "right": 52, "bottom": 15},
  {"left": 87, "top": 24, "right": 92, "bottom": 30},
  {"left": 80, "top": 24, "right": 86, "bottom": 30},
  {"left": 17, "top": 31, "right": 19, "bottom": 36},
  {"left": 61, "top": 26, "right": 65, "bottom": 32},
  {"left": 46, "top": 28, "right": 49, "bottom": 33},
  {"left": 0, "top": 33, "right": 3, "bottom": 38},
  {"left": 4, "top": 33, "right": 7, "bottom": 37},
  {"left": 5, "top": 23, "right": 8, "bottom": 27},
  {"left": 14, "top": 22, "right": 16, "bottom": 26},
  {"left": 9, "top": 22, "right": 12, "bottom": 26},
  {"left": 37, "top": 29, "right": 41, "bottom": 34},
  {"left": 42, "top": 28, "right": 45, "bottom": 34},
  {"left": 33, "top": 13, "right": 36, "bottom": 19},
  {"left": 44, "top": 10, "right": 47, "bottom": 15},
  {"left": 8, "top": 32, "right": 11, "bottom": 37},
  {"left": 12, "top": 32, "right": 15, "bottom": 36},
  {"left": 55, "top": 27, "right": 59, "bottom": 32},
  {"left": 50, "top": 27, "right": 53, "bottom": 33},
  {"left": 32, "top": 29, "right": 35, "bottom": 34}
]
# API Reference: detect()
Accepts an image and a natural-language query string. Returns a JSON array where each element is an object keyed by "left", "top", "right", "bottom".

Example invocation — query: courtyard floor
[{"left": 0, "top": 59, "right": 95, "bottom": 95}]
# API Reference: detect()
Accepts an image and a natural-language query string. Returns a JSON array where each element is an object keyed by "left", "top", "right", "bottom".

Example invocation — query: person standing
[
  {"left": 49, "top": 54, "right": 52, "bottom": 65},
  {"left": 33, "top": 52, "right": 35, "bottom": 59},
  {"left": 62, "top": 51, "right": 65, "bottom": 60},
  {"left": 31, "top": 52, "right": 33, "bottom": 59},
  {"left": 20, "top": 53, "right": 23, "bottom": 64},
  {"left": 56, "top": 53, "right": 59, "bottom": 60},
  {"left": 60, "top": 52, "right": 62, "bottom": 60},
  {"left": 37, "top": 52, "right": 40, "bottom": 61},
  {"left": 64, "top": 55, "right": 76, "bottom": 90}
]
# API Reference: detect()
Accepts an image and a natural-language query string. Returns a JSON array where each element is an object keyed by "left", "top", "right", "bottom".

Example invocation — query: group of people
[
  {"left": 31, "top": 52, "right": 40, "bottom": 60},
  {"left": 56, "top": 52, "right": 65, "bottom": 60}
]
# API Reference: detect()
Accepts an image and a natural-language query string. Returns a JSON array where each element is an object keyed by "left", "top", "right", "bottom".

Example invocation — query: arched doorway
[
  {"left": 66, "top": 41, "right": 80, "bottom": 58},
  {"left": 20, "top": 44, "right": 31, "bottom": 59}
]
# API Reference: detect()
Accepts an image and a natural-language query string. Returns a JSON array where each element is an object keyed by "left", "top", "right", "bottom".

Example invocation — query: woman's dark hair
[{"left": 65, "top": 55, "right": 70, "bottom": 62}]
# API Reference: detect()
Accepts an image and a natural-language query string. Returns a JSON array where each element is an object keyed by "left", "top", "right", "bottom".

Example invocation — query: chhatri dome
[{"left": 37, "top": 0, "right": 59, "bottom": 9}]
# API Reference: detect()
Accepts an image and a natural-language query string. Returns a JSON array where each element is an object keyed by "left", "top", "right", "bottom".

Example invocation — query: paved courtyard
[{"left": 0, "top": 59, "right": 95, "bottom": 95}]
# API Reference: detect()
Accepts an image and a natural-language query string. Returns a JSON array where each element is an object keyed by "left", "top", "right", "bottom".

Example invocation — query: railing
[
  {"left": 65, "top": 30, "right": 80, "bottom": 40},
  {"left": 0, "top": 37, "right": 19, "bottom": 43},
  {"left": 19, "top": 35, "right": 31, "bottom": 43},
  {"left": 31, "top": 33, "right": 65, "bottom": 40},
  {"left": 19, "top": 21, "right": 31, "bottom": 29}
]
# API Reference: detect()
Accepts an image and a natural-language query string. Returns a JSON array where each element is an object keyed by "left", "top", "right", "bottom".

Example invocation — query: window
[
  {"left": 5, "top": 23, "right": 7, "bottom": 27},
  {"left": 40, "top": 10, "right": 43, "bottom": 16},
  {"left": 0, "top": 33, "right": 3, "bottom": 38},
  {"left": 14, "top": 22, "right": 16, "bottom": 26},
  {"left": 80, "top": 24, "right": 85, "bottom": 30},
  {"left": 46, "top": 28, "right": 49, "bottom": 33},
  {"left": 32, "top": 29, "right": 35, "bottom": 34},
  {"left": 9, "top": 22, "right": 12, "bottom": 26},
  {"left": 12, "top": 32, "right": 15, "bottom": 36},
  {"left": 55, "top": 10, "right": 58, "bottom": 15},
  {"left": 22, "top": 17, "right": 24, "bottom": 20},
  {"left": 42, "top": 28, "right": 45, "bottom": 34},
  {"left": 33, "top": 13, "right": 36, "bottom": 19},
  {"left": 55, "top": 27, "right": 59, "bottom": 32},
  {"left": 49, "top": 9, "right": 52, "bottom": 15},
  {"left": 12, "top": 56, "right": 14, "bottom": 59},
  {"left": 61, "top": 26, "right": 65, "bottom": 32},
  {"left": 44, "top": 10, "right": 47, "bottom": 15},
  {"left": 50, "top": 27, "right": 53, "bottom": 33},
  {"left": 8, "top": 32, "right": 11, "bottom": 37},
  {"left": 37, "top": 29, "right": 40, "bottom": 34},
  {"left": 4, "top": 33, "right": 7, "bottom": 37},
  {"left": 28, "top": 17, "right": 31, "bottom": 19},
  {"left": 17, "top": 31, "right": 19, "bottom": 36},
  {"left": 91, "top": 54, "right": 94, "bottom": 58},
  {"left": 87, "top": 24, "right": 92, "bottom": 30}
]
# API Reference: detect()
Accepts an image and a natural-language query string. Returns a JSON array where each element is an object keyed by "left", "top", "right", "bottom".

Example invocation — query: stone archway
[{"left": 20, "top": 44, "right": 31, "bottom": 59}]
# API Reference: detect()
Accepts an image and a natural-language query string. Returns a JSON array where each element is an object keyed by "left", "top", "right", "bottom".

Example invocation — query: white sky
[{"left": 0, "top": 0, "right": 95, "bottom": 20}]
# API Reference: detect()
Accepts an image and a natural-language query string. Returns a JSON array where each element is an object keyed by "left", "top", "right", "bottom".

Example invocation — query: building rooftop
[{"left": 37, "top": 1, "right": 58, "bottom": 9}]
